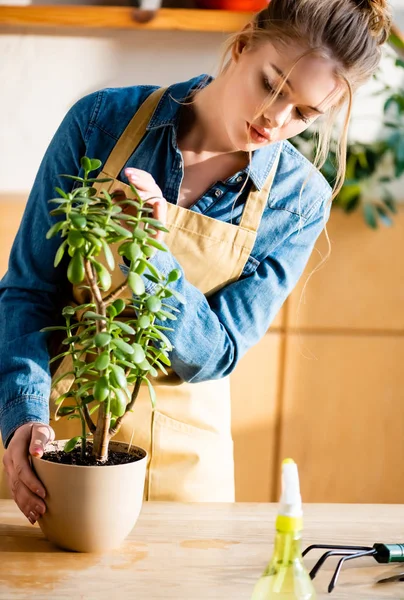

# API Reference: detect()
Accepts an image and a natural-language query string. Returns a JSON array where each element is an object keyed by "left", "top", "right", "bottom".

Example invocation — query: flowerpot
[
  {"left": 32, "top": 440, "right": 147, "bottom": 552},
  {"left": 195, "top": 0, "right": 268, "bottom": 11}
]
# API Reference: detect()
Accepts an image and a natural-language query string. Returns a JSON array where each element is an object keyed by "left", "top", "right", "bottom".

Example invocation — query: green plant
[
  {"left": 292, "top": 34, "right": 404, "bottom": 228},
  {"left": 42, "top": 157, "right": 184, "bottom": 462}
]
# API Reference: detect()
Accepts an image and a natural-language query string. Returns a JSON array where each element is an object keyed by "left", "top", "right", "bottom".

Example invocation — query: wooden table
[{"left": 1, "top": 501, "right": 404, "bottom": 599}]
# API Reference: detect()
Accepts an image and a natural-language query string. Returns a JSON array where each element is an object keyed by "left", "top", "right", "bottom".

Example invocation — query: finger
[
  {"left": 149, "top": 199, "right": 168, "bottom": 242},
  {"left": 6, "top": 463, "right": 45, "bottom": 523},
  {"left": 125, "top": 169, "right": 162, "bottom": 195},
  {"left": 29, "top": 423, "right": 54, "bottom": 458},
  {"left": 124, "top": 167, "right": 156, "bottom": 186}
]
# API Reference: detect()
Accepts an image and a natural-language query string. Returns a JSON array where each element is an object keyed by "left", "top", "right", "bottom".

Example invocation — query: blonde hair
[{"left": 220, "top": 0, "right": 392, "bottom": 201}]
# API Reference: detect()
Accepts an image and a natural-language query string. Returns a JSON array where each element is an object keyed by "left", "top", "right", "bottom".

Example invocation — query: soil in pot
[{"left": 41, "top": 442, "right": 144, "bottom": 466}]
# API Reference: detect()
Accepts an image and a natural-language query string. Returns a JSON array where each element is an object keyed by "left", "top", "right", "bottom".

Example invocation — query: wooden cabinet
[{"left": 230, "top": 209, "right": 404, "bottom": 503}]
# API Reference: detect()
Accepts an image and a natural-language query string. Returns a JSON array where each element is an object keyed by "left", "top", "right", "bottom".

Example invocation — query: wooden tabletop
[{"left": 1, "top": 501, "right": 404, "bottom": 599}]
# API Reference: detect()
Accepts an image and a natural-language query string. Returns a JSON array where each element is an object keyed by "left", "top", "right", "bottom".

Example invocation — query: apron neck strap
[
  {"left": 239, "top": 145, "right": 282, "bottom": 233},
  {"left": 102, "top": 87, "right": 167, "bottom": 178},
  {"left": 100, "top": 85, "right": 281, "bottom": 236}
]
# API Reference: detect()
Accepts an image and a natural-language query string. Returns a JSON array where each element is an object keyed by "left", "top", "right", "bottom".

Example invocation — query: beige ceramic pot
[{"left": 32, "top": 440, "right": 147, "bottom": 552}]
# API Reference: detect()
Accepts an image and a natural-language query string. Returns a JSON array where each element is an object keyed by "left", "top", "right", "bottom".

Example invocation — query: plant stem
[
  {"left": 83, "top": 258, "right": 112, "bottom": 461},
  {"left": 83, "top": 404, "right": 96, "bottom": 434},
  {"left": 84, "top": 259, "right": 106, "bottom": 333},
  {"left": 109, "top": 379, "right": 142, "bottom": 436},
  {"left": 103, "top": 280, "right": 128, "bottom": 304}
]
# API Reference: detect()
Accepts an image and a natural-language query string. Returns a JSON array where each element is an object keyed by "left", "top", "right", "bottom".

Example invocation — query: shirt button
[
  {"left": 236, "top": 176, "right": 243, "bottom": 183},
  {"left": 214, "top": 189, "right": 222, "bottom": 197}
]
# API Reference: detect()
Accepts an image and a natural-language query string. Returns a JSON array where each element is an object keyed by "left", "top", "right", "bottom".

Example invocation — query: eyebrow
[{"left": 269, "top": 63, "right": 325, "bottom": 115}]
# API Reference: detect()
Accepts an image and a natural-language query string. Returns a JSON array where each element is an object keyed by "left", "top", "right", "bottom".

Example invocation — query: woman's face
[{"left": 220, "top": 38, "right": 343, "bottom": 151}]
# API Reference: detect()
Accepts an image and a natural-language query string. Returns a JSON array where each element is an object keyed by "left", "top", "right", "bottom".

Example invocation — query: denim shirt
[{"left": 0, "top": 74, "right": 331, "bottom": 445}]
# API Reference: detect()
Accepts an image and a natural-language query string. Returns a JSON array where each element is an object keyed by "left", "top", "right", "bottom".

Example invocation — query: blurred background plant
[{"left": 292, "top": 27, "right": 404, "bottom": 229}]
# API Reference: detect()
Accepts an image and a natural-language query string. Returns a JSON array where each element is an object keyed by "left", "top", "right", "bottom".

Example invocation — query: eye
[
  {"left": 263, "top": 77, "right": 283, "bottom": 97},
  {"left": 296, "top": 108, "right": 311, "bottom": 124}
]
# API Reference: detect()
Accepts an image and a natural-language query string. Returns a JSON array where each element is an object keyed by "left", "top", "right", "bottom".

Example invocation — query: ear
[{"left": 231, "top": 25, "right": 253, "bottom": 62}]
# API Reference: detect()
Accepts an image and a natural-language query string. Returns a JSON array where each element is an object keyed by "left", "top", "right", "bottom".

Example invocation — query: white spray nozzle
[{"left": 279, "top": 458, "right": 302, "bottom": 518}]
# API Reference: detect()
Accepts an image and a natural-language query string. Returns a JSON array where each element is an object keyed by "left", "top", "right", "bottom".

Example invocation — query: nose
[{"left": 264, "top": 101, "right": 292, "bottom": 129}]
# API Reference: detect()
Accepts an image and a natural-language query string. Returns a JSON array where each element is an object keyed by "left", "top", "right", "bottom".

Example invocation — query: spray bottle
[{"left": 251, "top": 458, "right": 316, "bottom": 600}]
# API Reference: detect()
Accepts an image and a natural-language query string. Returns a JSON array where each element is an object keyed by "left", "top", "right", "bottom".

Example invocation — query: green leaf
[
  {"left": 60, "top": 174, "right": 85, "bottom": 182},
  {"left": 127, "top": 241, "right": 142, "bottom": 262},
  {"left": 153, "top": 360, "right": 168, "bottom": 376},
  {"left": 101, "top": 239, "right": 115, "bottom": 271},
  {"left": 54, "top": 186, "right": 68, "bottom": 199},
  {"left": 40, "top": 325, "right": 69, "bottom": 333},
  {"left": 146, "top": 296, "right": 162, "bottom": 313},
  {"left": 92, "top": 260, "right": 112, "bottom": 291},
  {"left": 62, "top": 335, "right": 80, "bottom": 345},
  {"left": 144, "top": 259, "right": 162, "bottom": 280},
  {"left": 112, "top": 298, "right": 126, "bottom": 315},
  {"left": 170, "top": 289, "right": 186, "bottom": 305},
  {"left": 144, "top": 274, "right": 160, "bottom": 285},
  {"left": 54, "top": 240, "right": 68, "bottom": 268},
  {"left": 46, "top": 220, "right": 65, "bottom": 240},
  {"left": 133, "top": 227, "right": 147, "bottom": 241},
  {"left": 167, "top": 268, "right": 181, "bottom": 283},
  {"left": 106, "top": 305, "right": 117, "bottom": 318},
  {"left": 84, "top": 311, "right": 106, "bottom": 321},
  {"left": 110, "top": 388, "right": 127, "bottom": 417},
  {"left": 81, "top": 156, "right": 92, "bottom": 173},
  {"left": 137, "top": 315, "right": 151, "bottom": 329},
  {"left": 94, "top": 332, "right": 112, "bottom": 347},
  {"left": 128, "top": 272, "right": 145, "bottom": 296},
  {"left": 90, "top": 158, "right": 102, "bottom": 171},
  {"left": 54, "top": 392, "right": 70, "bottom": 406},
  {"left": 141, "top": 217, "right": 169, "bottom": 232},
  {"left": 376, "top": 205, "right": 393, "bottom": 227},
  {"left": 112, "top": 338, "right": 135, "bottom": 355},
  {"left": 131, "top": 343, "right": 146, "bottom": 364},
  {"left": 363, "top": 204, "right": 378, "bottom": 229},
  {"left": 70, "top": 213, "right": 87, "bottom": 230},
  {"left": 94, "top": 351, "right": 111, "bottom": 371},
  {"left": 108, "top": 221, "right": 131, "bottom": 238},
  {"left": 143, "top": 246, "right": 156, "bottom": 259},
  {"left": 67, "top": 252, "right": 85, "bottom": 285},
  {"left": 156, "top": 352, "right": 171, "bottom": 366},
  {"left": 156, "top": 310, "right": 176, "bottom": 321},
  {"left": 110, "top": 364, "right": 127, "bottom": 388},
  {"left": 57, "top": 406, "right": 77, "bottom": 417},
  {"left": 146, "top": 237, "right": 167, "bottom": 251},
  {"left": 144, "top": 377, "right": 156, "bottom": 408},
  {"left": 112, "top": 321, "right": 136, "bottom": 335},
  {"left": 138, "top": 359, "right": 152, "bottom": 371},
  {"left": 94, "top": 376, "right": 110, "bottom": 402},
  {"left": 64, "top": 436, "right": 82, "bottom": 453},
  {"left": 68, "top": 230, "right": 85, "bottom": 249}
]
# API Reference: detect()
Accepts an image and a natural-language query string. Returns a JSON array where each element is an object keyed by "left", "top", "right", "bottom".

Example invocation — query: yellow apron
[{"left": 0, "top": 88, "right": 280, "bottom": 502}]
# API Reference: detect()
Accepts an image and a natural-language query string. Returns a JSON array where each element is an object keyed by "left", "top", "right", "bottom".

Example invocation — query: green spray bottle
[{"left": 251, "top": 458, "right": 316, "bottom": 600}]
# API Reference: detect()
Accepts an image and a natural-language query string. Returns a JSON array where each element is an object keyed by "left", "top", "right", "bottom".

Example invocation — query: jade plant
[{"left": 42, "top": 157, "right": 184, "bottom": 463}]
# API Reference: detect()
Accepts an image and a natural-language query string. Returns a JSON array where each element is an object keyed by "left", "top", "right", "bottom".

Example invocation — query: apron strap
[
  {"left": 101, "top": 84, "right": 281, "bottom": 236},
  {"left": 101, "top": 87, "right": 167, "bottom": 178},
  {"left": 239, "top": 144, "right": 282, "bottom": 233}
]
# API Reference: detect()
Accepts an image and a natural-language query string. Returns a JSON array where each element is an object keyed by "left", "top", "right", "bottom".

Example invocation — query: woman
[{"left": 0, "top": 0, "right": 391, "bottom": 524}]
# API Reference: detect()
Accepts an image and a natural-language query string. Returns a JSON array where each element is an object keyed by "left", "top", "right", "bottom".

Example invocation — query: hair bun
[{"left": 355, "top": 0, "right": 392, "bottom": 44}]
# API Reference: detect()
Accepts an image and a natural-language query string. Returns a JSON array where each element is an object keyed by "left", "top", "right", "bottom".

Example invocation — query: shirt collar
[{"left": 147, "top": 74, "right": 282, "bottom": 191}]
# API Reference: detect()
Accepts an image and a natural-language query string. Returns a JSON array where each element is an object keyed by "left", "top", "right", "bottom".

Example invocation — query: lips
[
  {"left": 246, "top": 122, "right": 272, "bottom": 144},
  {"left": 250, "top": 124, "right": 271, "bottom": 140}
]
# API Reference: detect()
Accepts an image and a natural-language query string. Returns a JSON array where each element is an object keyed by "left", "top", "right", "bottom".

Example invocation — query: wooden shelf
[{"left": 0, "top": 5, "right": 253, "bottom": 32}]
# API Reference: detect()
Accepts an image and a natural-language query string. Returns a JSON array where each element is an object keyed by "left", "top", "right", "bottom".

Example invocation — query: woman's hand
[
  {"left": 3, "top": 422, "right": 55, "bottom": 524},
  {"left": 122, "top": 168, "right": 168, "bottom": 242}
]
